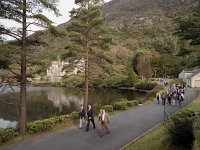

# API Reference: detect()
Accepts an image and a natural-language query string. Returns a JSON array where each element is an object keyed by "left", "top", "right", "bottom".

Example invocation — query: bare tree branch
[
  {"left": 0, "top": 100, "right": 15, "bottom": 105},
  {"left": 0, "top": 29, "right": 22, "bottom": 41},
  {"left": 26, "top": 22, "right": 47, "bottom": 29},
  {"left": 8, "top": 67, "right": 20, "bottom": 77}
]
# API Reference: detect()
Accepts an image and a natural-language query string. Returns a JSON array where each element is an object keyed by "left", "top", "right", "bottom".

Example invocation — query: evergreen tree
[
  {"left": 174, "top": 4, "right": 200, "bottom": 45},
  {"left": 67, "top": 0, "right": 111, "bottom": 109},
  {"left": 0, "top": 0, "right": 60, "bottom": 134}
]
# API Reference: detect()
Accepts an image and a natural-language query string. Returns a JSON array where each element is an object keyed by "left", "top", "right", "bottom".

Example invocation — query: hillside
[
  {"left": 1, "top": 0, "right": 200, "bottom": 87},
  {"left": 103, "top": 0, "right": 198, "bottom": 27}
]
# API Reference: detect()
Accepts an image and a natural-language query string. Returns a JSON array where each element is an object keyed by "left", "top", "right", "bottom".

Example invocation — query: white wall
[{"left": 191, "top": 73, "right": 200, "bottom": 88}]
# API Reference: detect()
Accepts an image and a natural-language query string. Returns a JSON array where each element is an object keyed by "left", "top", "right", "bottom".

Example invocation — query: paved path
[{"left": 1, "top": 89, "right": 198, "bottom": 150}]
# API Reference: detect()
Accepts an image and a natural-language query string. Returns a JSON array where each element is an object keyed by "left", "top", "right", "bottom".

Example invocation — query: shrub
[
  {"left": 135, "top": 82, "right": 158, "bottom": 90},
  {"left": 27, "top": 114, "right": 74, "bottom": 133},
  {"left": 101, "top": 105, "right": 114, "bottom": 112},
  {"left": 147, "top": 97, "right": 155, "bottom": 101},
  {"left": 120, "top": 98, "right": 128, "bottom": 102},
  {"left": 130, "top": 100, "right": 140, "bottom": 106},
  {"left": 168, "top": 109, "right": 195, "bottom": 148},
  {"left": 73, "top": 75, "right": 84, "bottom": 87},
  {"left": 70, "top": 111, "right": 79, "bottom": 119},
  {"left": 107, "top": 75, "right": 135, "bottom": 87},
  {"left": 0, "top": 128, "right": 15, "bottom": 143},
  {"left": 170, "top": 78, "right": 184, "bottom": 84},
  {"left": 27, "top": 118, "right": 56, "bottom": 133},
  {"left": 127, "top": 101, "right": 134, "bottom": 107},
  {"left": 148, "top": 85, "right": 165, "bottom": 97},
  {"left": 92, "top": 103, "right": 102, "bottom": 113},
  {"left": 56, "top": 115, "right": 72, "bottom": 123},
  {"left": 0, "top": 114, "right": 75, "bottom": 143},
  {"left": 113, "top": 102, "right": 127, "bottom": 110}
]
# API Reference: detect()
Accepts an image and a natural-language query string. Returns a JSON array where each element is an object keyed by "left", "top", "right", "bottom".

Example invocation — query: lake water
[{"left": 0, "top": 87, "right": 144, "bottom": 128}]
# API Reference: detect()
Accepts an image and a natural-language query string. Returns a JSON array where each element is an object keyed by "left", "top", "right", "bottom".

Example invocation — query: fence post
[{"left": 197, "top": 90, "right": 200, "bottom": 97}]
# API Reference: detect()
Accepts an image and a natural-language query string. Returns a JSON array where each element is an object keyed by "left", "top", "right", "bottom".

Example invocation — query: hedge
[
  {"left": 127, "top": 101, "right": 134, "bottom": 107},
  {"left": 170, "top": 78, "right": 184, "bottom": 84},
  {"left": 0, "top": 95, "right": 145, "bottom": 143},
  {"left": 113, "top": 102, "right": 127, "bottom": 110},
  {"left": 27, "top": 114, "right": 74, "bottom": 133},
  {"left": 101, "top": 105, "right": 114, "bottom": 112},
  {"left": 130, "top": 100, "right": 140, "bottom": 106},
  {"left": 147, "top": 85, "right": 165, "bottom": 98},
  {"left": 0, "top": 114, "right": 77, "bottom": 144},
  {"left": 92, "top": 103, "right": 102, "bottom": 113},
  {"left": 70, "top": 111, "right": 79, "bottom": 119},
  {"left": 135, "top": 82, "right": 158, "bottom": 90},
  {"left": 0, "top": 128, "right": 15, "bottom": 143}
]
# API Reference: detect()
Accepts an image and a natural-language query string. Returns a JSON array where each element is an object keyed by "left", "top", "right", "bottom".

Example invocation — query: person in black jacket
[
  {"left": 86, "top": 105, "right": 95, "bottom": 131},
  {"left": 79, "top": 105, "right": 85, "bottom": 129}
]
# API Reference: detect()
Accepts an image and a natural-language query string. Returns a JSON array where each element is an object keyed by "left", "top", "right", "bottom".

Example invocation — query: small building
[
  {"left": 178, "top": 70, "right": 195, "bottom": 83},
  {"left": 186, "top": 70, "right": 200, "bottom": 88}
]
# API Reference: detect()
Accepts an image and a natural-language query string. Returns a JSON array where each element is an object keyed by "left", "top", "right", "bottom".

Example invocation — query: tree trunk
[
  {"left": 83, "top": 47, "right": 89, "bottom": 111},
  {"left": 19, "top": 0, "right": 27, "bottom": 134}
]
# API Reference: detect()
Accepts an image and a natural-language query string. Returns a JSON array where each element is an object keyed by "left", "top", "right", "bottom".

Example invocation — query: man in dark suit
[
  {"left": 86, "top": 105, "right": 95, "bottom": 131},
  {"left": 79, "top": 105, "right": 85, "bottom": 129}
]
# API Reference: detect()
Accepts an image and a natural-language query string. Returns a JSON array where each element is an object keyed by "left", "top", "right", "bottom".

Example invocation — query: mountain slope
[
  {"left": 1, "top": 0, "right": 199, "bottom": 86},
  {"left": 103, "top": 0, "right": 198, "bottom": 27},
  {"left": 29, "top": 0, "right": 200, "bottom": 82}
]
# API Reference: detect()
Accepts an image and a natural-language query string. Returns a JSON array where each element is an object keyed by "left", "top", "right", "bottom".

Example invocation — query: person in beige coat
[
  {"left": 156, "top": 92, "right": 161, "bottom": 104},
  {"left": 100, "top": 109, "right": 110, "bottom": 137}
]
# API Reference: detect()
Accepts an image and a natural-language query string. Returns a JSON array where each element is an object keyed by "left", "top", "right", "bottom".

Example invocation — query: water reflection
[
  {"left": 0, "top": 87, "right": 144, "bottom": 128},
  {"left": 47, "top": 88, "right": 83, "bottom": 113},
  {"left": 0, "top": 119, "right": 16, "bottom": 129}
]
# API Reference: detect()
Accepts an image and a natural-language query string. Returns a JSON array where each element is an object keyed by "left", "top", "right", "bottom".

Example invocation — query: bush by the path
[
  {"left": 113, "top": 102, "right": 127, "bottom": 110},
  {"left": 0, "top": 128, "right": 15, "bottom": 143},
  {"left": 170, "top": 78, "right": 184, "bottom": 85},
  {"left": 130, "top": 100, "right": 140, "bottom": 106},
  {"left": 70, "top": 111, "right": 79, "bottom": 119},
  {"left": 148, "top": 85, "right": 165, "bottom": 97},
  {"left": 135, "top": 82, "right": 158, "bottom": 91},
  {"left": 168, "top": 109, "right": 195, "bottom": 148},
  {"left": 0, "top": 95, "right": 145, "bottom": 144},
  {"left": 27, "top": 114, "right": 74, "bottom": 133},
  {"left": 101, "top": 105, "right": 114, "bottom": 112},
  {"left": 92, "top": 103, "right": 102, "bottom": 113},
  {"left": 127, "top": 101, "right": 134, "bottom": 107},
  {"left": 0, "top": 114, "right": 77, "bottom": 144}
]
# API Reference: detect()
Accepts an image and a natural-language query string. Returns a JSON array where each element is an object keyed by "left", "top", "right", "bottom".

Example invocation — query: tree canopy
[
  {"left": 66, "top": 0, "right": 112, "bottom": 109},
  {"left": 0, "top": 0, "right": 60, "bottom": 134},
  {"left": 174, "top": 4, "right": 200, "bottom": 45}
]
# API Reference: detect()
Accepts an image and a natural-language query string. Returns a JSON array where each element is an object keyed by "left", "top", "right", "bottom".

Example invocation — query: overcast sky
[
  {"left": 1, "top": 0, "right": 111, "bottom": 40},
  {"left": 2, "top": 0, "right": 111, "bottom": 30},
  {"left": 52, "top": 0, "right": 111, "bottom": 25}
]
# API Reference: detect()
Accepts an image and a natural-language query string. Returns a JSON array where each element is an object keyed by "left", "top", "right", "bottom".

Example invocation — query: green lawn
[{"left": 126, "top": 96, "right": 200, "bottom": 150}]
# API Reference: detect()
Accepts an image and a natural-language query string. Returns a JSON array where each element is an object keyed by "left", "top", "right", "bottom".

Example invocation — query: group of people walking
[
  {"left": 156, "top": 84, "right": 185, "bottom": 107},
  {"left": 79, "top": 104, "right": 110, "bottom": 137}
]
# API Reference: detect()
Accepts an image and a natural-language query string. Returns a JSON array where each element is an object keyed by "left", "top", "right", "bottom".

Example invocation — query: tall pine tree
[
  {"left": 67, "top": 0, "right": 111, "bottom": 109},
  {"left": 174, "top": 3, "right": 200, "bottom": 45},
  {"left": 0, "top": 0, "right": 60, "bottom": 134}
]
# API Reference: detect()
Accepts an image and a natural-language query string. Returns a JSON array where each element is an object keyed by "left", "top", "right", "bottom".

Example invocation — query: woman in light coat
[{"left": 100, "top": 109, "right": 110, "bottom": 137}]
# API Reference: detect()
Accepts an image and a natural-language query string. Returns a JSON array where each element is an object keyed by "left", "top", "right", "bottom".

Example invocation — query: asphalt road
[{"left": 1, "top": 88, "right": 197, "bottom": 150}]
